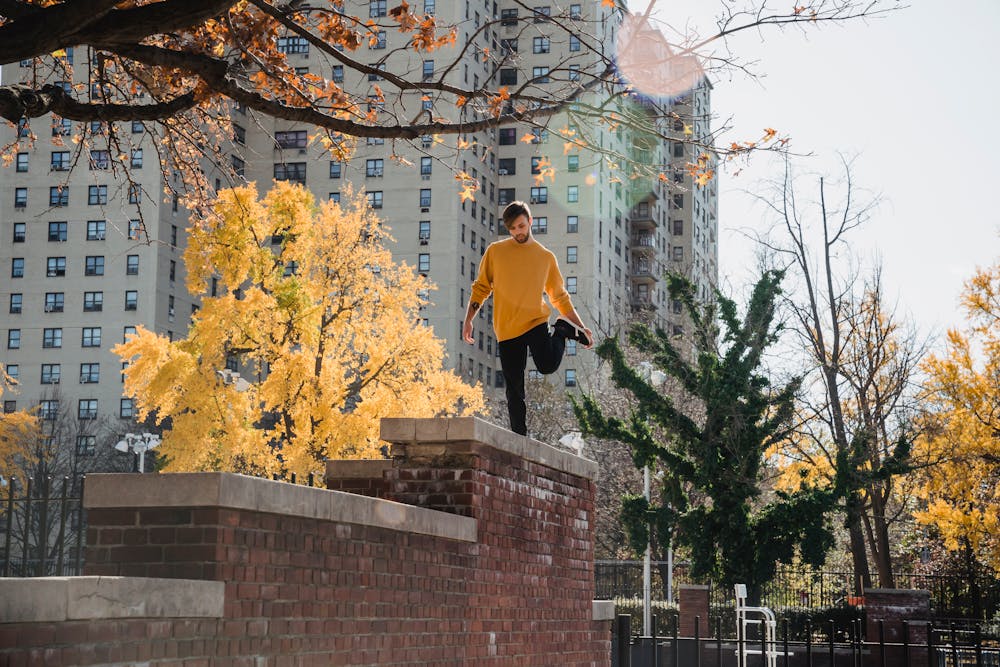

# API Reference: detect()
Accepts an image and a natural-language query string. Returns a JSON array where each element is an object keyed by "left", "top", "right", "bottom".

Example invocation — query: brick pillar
[
  {"left": 325, "top": 459, "right": 393, "bottom": 497},
  {"left": 865, "top": 588, "right": 930, "bottom": 665},
  {"left": 678, "top": 584, "right": 710, "bottom": 637}
]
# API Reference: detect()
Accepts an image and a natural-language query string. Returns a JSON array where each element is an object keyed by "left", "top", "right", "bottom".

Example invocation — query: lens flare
[{"left": 616, "top": 12, "right": 704, "bottom": 99}]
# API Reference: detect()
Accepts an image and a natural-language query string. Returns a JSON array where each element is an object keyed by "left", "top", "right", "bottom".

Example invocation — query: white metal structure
[{"left": 735, "top": 583, "right": 778, "bottom": 667}]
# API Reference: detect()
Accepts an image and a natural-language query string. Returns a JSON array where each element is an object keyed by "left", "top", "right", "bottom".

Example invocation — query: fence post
[
  {"left": 20, "top": 478, "right": 32, "bottom": 576},
  {"left": 828, "top": 619, "right": 835, "bottom": 667},
  {"left": 616, "top": 614, "right": 631, "bottom": 667},
  {"left": 716, "top": 617, "right": 722, "bottom": 667},
  {"left": 694, "top": 615, "right": 701, "bottom": 667},
  {"left": 879, "top": 619, "right": 886, "bottom": 667},
  {"left": 74, "top": 476, "right": 86, "bottom": 575},
  {"left": 36, "top": 476, "right": 52, "bottom": 576},
  {"left": 806, "top": 620, "right": 812, "bottom": 667},
  {"left": 926, "top": 622, "right": 933, "bottom": 667},
  {"left": 56, "top": 476, "right": 69, "bottom": 575},
  {"left": 973, "top": 622, "right": 982, "bottom": 667},
  {"left": 3, "top": 480, "right": 14, "bottom": 577},
  {"left": 782, "top": 618, "right": 789, "bottom": 667},
  {"left": 902, "top": 620, "right": 909, "bottom": 667},
  {"left": 950, "top": 623, "right": 958, "bottom": 667}
]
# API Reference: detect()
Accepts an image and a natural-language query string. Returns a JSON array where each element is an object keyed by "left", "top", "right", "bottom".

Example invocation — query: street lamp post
[{"left": 114, "top": 432, "right": 161, "bottom": 472}]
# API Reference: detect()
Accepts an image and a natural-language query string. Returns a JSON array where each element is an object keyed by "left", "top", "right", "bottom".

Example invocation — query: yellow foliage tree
[
  {"left": 114, "top": 182, "right": 483, "bottom": 475},
  {"left": 0, "top": 365, "right": 40, "bottom": 484},
  {"left": 914, "top": 265, "right": 1000, "bottom": 569}
]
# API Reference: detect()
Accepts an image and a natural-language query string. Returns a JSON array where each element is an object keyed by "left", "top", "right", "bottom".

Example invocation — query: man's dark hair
[{"left": 502, "top": 201, "right": 532, "bottom": 229}]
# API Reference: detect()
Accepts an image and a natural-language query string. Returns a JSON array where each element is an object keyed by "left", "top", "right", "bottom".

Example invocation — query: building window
[
  {"left": 672, "top": 194, "right": 683, "bottom": 210},
  {"left": 87, "top": 185, "right": 107, "bottom": 205},
  {"left": 530, "top": 187, "right": 547, "bottom": 204},
  {"left": 371, "top": 30, "right": 386, "bottom": 49},
  {"left": 15, "top": 153, "right": 28, "bottom": 172},
  {"left": 498, "top": 158, "right": 516, "bottom": 175},
  {"left": 500, "top": 38, "right": 518, "bottom": 55},
  {"left": 566, "top": 276, "right": 577, "bottom": 294},
  {"left": 366, "top": 159, "right": 384, "bottom": 177},
  {"left": 7, "top": 330, "right": 21, "bottom": 349},
  {"left": 499, "top": 69, "right": 518, "bottom": 86},
  {"left": 39, "top": 400, "right": 59, "bottom": 421},
  {"left": 566, "top": 339, "right": 577, "bottom": 356},
  {"left": 418, "top": 253, "right": 430, "bottom": 273},
  {"left": 565, "top": 369, "right": 577, "bottom": 387},
  {"left": 83, "top": 291, "right": 103, "bottom": 312},
  {"left": 533, "top": 6, "right": 550, "bottom": 21},
  {"left": 120, "top": 399, "right": 134, "bottom": 418},
  {"left": 499, "top": 128, "right": 517, "bottom": 145},
  {"left": 50, "top": 151, "right": 70, "bottom": 171},
  {"left": 9, "top": 294, "right": 22, "bottom": 314},
  {"left": 4, "top": 365, "right": 17, "bottom": 382},
  {"left": 169, "top": 260, "right": 176, "bottom": 282},
  {"left": 86, "top": 220, "right": 106, "bottom": 240},
  {"left": 126, "top": 255, "right": 139, "bottom": 275},
  {"left": 329, "top": 161, "right": 342, "bottom": 178},
  {"left": 131, "top": 149, "right": 143, "bottom": 168},
  {"left": 46, "top": 257, "right": 66, "bottom": 277},
  {"left": 11, "top": 258, "right": 25, "bottom": 278},
  {"left": 419, "top": 189, "right": 431, "bottom": 207},
  {"left": 48, "top": 221, "right": 68, "bottom": 241},
  {"left": 43, "top": 328, "right": 62, "bottom": 348},
  {"left": 569, "top": 34, "right": 581, "bottom": 51},
  {"left": 532, "top": 36, "right": 550, "bottom": 54},
  {"left": 14, "top": 188, "right": 27, "bottom": 208},
  {"left": 13, "top": 223, "right": 26, "bottom": 242},
  {"left": 16, "top": 119, "right": 29, "bottom": 137},
  {"left": 3, "top": 401, "right": 16, "bottom": 414},
  {"left": 567, "top": 155, "right": 580, "bottom": 173},
  {"left": 231, "top": 155, "right": 246, "bottom": 176},
  {"left": 498, "top": 188, "right": 515, "bottom": 206},
  {"left": 419, "top": 220, "right": 431, "bottom": 241},
  {"left": 89, "top": 149, "right": 110, "bottom": 170},
  {"left": 131, "top": 120, "right": 144, "bottom": 133},
  {"left": 531, "top": 66, "right": 550, "bottom": 83},
  {"left": 128, "top": 219, "right": 143, "bottom": 240},
  {"left": 567, "top": 185, "right": 579, "bottom": 203},
  {"left": 233, "top": 124, "right": 246, "bottom": 145},
  {"left": 80, "top": 363, "right": 99, "bottom": 384},
  {"left": 422, "top": 59, "right": 434, "bottom": 80},
  {"left": 567, "top": 246, "right": 578, "bottom": 263},
  {"left": 332, "top": 65, "right": 344, "bottom": 82},
  {"left": 366, "top": 191, "right": 384, "bottom": 209},
  {"left": 125, "top": 291, "right": 138, "bottom": 310},
  {"left": 369, "top": 0, "right": 386, "bottom": 16},
  {"left": 329, "top": 192, "right": 341, "bottom": 203},
  {"left": 673, "top": 246, "right": 684, "bottom": 261},
  {"left": 123, "top": 326, "right": 137, "bottom": 342},
  {"left": 44, "top": 292, "right": 64, "bottom": 313},
  {"left": 274, "top": 162, "right": 307, "bottom": 183},
  {"left": 128, "top": 184, "right": 140, "bottom": 204},
  {"left": 277, "top": 36, "right": 309, "bottom": 54},
  {"left": 85, "top": 256, "right": 105, "bottom": 276},
  {"left": 275, "top": 130, "right": 308, "bottom": 149},
  {"left": 76, "top": 435, "right": 96, "bottom": 455},
  {"left": 168, "top": 295, "right": 175, "bottom": 320},
  {"left": 530, "top": 157, "right": 543, "bottom": 175},
  {"left": 423, "top": 0, "right": 435, "bottom": 14},
  {"left": 82, "top": 327, "right": 102, "bottom": 348},
  {"left": 78, "top": 399, "right": 98, "bottom": 420},
  {"left": 673, "top": 219, "right": 683, "bottom": 235},
  {"left": 532, "top": 217, "right": 548, "bottom": 234},
  {"left": 49, "top": 185, "right": 70, "bottom": 206},
  {"left": 500, "top": 7, "right": 518, "bottom": 24},
  {"left": 420, "top": 157, "right": 432, "bottom": 176},
  {"left": 567, "top": 216, "right": 579, "bottom": 233}
]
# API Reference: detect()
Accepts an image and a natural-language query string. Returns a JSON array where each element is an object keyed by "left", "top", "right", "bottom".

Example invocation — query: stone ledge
[
  {"left": 84, "top": 472, "right": 477, "bottom": 543},
  {"left": 593, "top": 600, "right": 616, "bottom": 622},
  {"left": 0, "top": 576, "right": 224, "bottom": 623},
  {"left": 381, "top": 417, "right": 599, "bottom": 480},
  {"left": 326, "top": 459, "right": 394, "bottom": 479}
]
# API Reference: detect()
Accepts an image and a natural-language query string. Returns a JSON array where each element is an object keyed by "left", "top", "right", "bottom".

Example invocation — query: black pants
[{"left": 498, "top": 322, "right": 565, "bottom": 436}]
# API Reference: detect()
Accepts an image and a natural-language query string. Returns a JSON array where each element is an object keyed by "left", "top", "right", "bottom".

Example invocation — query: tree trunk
[
  {"left": 868, "top": 490, "right": 895, "bottom": 588},
  {"left": 846, "top": 497, "right": 872, "bottom": 595}
]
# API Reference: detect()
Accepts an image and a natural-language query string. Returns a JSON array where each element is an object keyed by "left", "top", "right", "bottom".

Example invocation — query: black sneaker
[{"left": 553, "top": 317, "right": 592, "bottom": 347}]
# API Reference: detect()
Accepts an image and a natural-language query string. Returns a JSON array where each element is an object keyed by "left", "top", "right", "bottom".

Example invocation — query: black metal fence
[
  {"left": 596, "top": 561, "right": 1000, "bottom": 621},
  {"left": 611, "top": 613, "right": 1000, "bottom": 667},
  {"left": 1, "top": 475, "right": 86, "bottom": 577}
]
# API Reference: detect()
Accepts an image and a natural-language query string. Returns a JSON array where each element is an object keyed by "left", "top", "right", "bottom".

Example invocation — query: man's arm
[
  {"left": 544, "top": 254, "right": 594, "bottom": 348},
  {"left": 462, "top": 299, "right": 482, "bottom": 344}
]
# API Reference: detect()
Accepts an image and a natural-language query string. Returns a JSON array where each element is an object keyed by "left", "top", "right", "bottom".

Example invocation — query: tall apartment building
[
  {"left": 1, "top": 0, "right": 717, "bottom": 447},
  {"left": 0, "top": 50, "right": 199, "bottom": 462}
]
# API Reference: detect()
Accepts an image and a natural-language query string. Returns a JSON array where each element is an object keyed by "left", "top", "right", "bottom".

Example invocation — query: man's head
[{"left": 502, "top": 201, "right": 532, "bottom": 244}]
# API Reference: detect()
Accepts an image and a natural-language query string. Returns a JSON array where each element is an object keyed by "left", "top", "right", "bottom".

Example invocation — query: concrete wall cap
[
  {"left": 0, "top": 576, "right": 224, "bottom": 623},
  {"left": 678, "top": 584, "right": 711, "bottom": 590},
  {"left": 593, "top": 600, "right": 616, "bottom": 622},
  {"left": 865, "top": 588, "right": 931, "bottom": 596},
  {"left": 381, "top": 416, "right": 599, "bottom": 480},
  {"left": 84, "top": 472, "right": 477, "bottom": 543}
]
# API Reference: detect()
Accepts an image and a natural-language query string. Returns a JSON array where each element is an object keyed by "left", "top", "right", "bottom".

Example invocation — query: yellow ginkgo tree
[
  {"left": 0, "top": 366, "right": 39, "bottom": 484},
  {"left": 914, "top": 265, "right": 1000, "bottom": 570},
  {"left": 114, "top": 182, "right": 483, "bottom": 476}
]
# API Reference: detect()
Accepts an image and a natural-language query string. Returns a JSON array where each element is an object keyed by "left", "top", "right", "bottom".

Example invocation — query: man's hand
[
  {"left": 582, "top": 327, "right": 594, "bottom": 349},
  {"left": 462, "top": 319, "right": 475, "bottom": 344}
]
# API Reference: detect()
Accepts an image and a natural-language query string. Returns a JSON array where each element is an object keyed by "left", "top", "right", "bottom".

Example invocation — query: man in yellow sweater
[{"left": 463, "top": 201, "right": 593, "bottom": 436}]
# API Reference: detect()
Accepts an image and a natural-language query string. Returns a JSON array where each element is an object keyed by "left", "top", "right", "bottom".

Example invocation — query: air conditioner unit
[
  {"left": 529, "top": 198, "right": 539, "bottom": 204},
  {"left": 419, "top": 239, "right": 428, "bottom": 245},
  {"left": 498, "top": 169, "right": 508, "bottom": 175},
  {"left": 421, "top": 175, "right": 430, "bottom": 180}
]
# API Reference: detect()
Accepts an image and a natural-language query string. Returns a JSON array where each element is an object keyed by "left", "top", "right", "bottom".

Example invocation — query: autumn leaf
[
  {"left": 520, "top": 132, "right": 536, "bottom": 144},
  {"left": 763, "top": 127, "right": 777, "bottom": 141},
  {"left": 459, "top": 184, "right": 477, "bottom": 202}
]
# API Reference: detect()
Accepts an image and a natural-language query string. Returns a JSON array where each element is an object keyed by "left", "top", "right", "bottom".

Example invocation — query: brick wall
[{"left": 2, "top": 417, "right": 610, "bottom": 666}]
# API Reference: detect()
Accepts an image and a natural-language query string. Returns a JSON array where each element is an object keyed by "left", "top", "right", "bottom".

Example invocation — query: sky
[{"left": 626, "top": 0, "right": 1000, "bottom": 346}]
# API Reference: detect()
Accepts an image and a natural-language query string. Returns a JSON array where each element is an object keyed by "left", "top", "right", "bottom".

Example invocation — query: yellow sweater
[{"left": 471, "top": 237, "right": 573, "bottom": 342}]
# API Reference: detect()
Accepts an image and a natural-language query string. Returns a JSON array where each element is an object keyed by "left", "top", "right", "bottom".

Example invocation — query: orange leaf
[
  {"left": 601, "top": 0, "right": 616, "bottom": 8},
  {"left": 519, "top": 132, "right": 535, "bottom": 144}
]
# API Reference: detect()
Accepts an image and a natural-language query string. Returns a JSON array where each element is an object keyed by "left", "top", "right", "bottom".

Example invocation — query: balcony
[
  {"left": 630, "top": 293, "right": 654, "bottom": 311},
  {"left": 631, "top": 262, "right": 659, "bottom": 284},
  {"left": 631, "top": 233, "right": 656, "bottom": 256},
  {"left": 630, "top": 204, "right": 656, "bottom": 231}
]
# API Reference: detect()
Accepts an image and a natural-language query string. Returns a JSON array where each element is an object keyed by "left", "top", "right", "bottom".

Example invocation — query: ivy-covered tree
[{"left": 574, "top": 270, "right": 836, "bottom": 602}]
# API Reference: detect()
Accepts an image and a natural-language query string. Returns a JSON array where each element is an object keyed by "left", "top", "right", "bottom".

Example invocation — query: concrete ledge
[
  {"left": 381, "top": 417, "right": 599, "bottom": 480},
  {"left": 85, "top": 472, "right": 477, "bottom": 543},
  {"left": 326, "top": 459, "right": 394, "bottom": 478},
  {"left": 593, "top": 600, "right": 616, "bottom": 622},
  {"left": 0, "top": 576, "right": 224, "bottom": 623}
]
